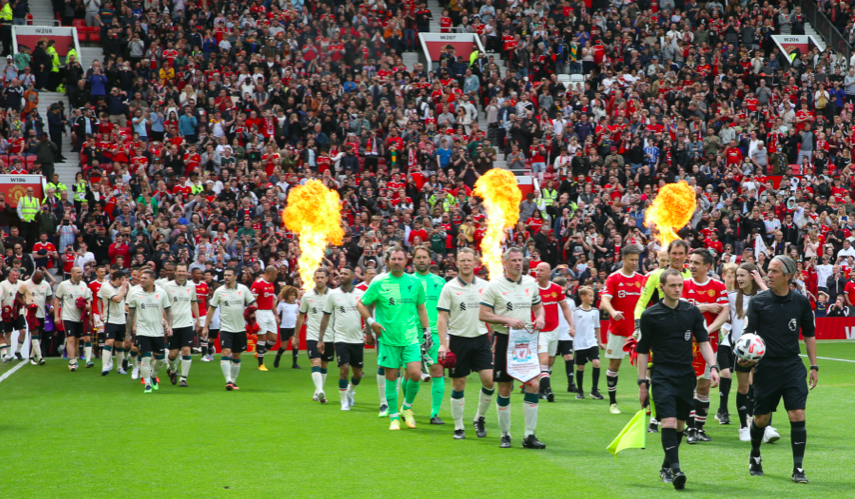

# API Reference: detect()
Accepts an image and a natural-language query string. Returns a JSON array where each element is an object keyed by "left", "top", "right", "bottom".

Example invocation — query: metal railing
[{"left": 800, "top": 0, "right": 852, "bottom": 61}]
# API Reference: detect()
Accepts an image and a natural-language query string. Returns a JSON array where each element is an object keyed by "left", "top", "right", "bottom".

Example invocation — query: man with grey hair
[{"left": 741, "top": 255, "right": 818, "bottom": 483}]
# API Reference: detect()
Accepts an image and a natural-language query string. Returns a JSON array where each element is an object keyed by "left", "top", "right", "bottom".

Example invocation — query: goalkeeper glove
[{"left": 422, "top": 328, "right": 433, "bottom": 350}]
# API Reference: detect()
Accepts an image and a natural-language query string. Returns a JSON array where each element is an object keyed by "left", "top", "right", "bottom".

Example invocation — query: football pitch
[{"left": 2, "top": 342, "right": 854, "bottom": 499}]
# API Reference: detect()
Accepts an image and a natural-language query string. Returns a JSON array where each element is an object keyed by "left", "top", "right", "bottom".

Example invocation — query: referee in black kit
[
  {"left": 741, "top": 255, "right": 818, "bottom": 484},
  {"left": 636, "top": 269, "right": 719, "bottom": 490}
]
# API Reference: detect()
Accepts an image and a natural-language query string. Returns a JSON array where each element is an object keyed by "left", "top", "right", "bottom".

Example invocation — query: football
[{"left": 734, "top": 333, "right": 766, "bottom": 363}]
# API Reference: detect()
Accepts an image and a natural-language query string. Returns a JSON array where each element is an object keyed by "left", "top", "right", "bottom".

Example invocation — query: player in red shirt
[
  {"left": 533, "top": 262, "right": 575, "bottom": 402},
  {"left": 682, "top": 249, "right": 729, "bottom": 443},
  {"left": 193, "top": 268, "right": 212, "bottom": 360},
  {"left": 600, "top": 245, "right": 645, "bottom": 414},
  {"left": 250, "top": 266, "right": 279, "bottom": 371}
]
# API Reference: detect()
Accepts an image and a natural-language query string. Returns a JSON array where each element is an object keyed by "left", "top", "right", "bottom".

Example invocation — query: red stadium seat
[
  {"left": 25, "top": 156, "right": 38, "bottom": 169},
  {"left": 87, "top": 27, "right": 101, "bottom": 44},
  {"left": 73, "top": 19, "right": 86, "bottom": 29},
  {"left": 8, "top": 155, "right": 24, "bottom": 166},
  {"left": 789, "top": 164, "right": 801, "bottom": 175},
  {"left": 0, "top": 155, "right": 8, "bottom": 168}
]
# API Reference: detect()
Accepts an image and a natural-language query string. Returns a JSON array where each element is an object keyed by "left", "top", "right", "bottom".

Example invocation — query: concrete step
[
  {"left": 402, "top": 53, "right": 419, "bottom": 71},
  {"left": 79, "top": 47, "right": 103, "bottom": 71}
]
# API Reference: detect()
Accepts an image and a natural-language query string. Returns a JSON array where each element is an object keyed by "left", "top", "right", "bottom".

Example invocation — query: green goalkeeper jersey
[
  {"left": 360, "top": 272, "right": 426, "bottom": 347},
  {"left": 414, "top": 271, "right": 445, "bottom": 336}
]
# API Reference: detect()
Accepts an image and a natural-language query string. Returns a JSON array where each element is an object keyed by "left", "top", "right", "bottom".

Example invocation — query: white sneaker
[
  {"left": 341, "top": 402, "right": 351, "bottom": 411},
  {"left": 131, "top": 368, "right": 140, "bottom": 380},
  {"left": 313, "top": 392, "right": 319, "bottom": 402},
  {"left": 117, "top": 367, "right": 127, "bottom": 375},
  {"left": 420, "top": 372, "right": 430, "bottom": 382},
  {"left": 200, "top": 355, "right": 211, "bottom": 362},
  {"left": 764, "top": 426, "right": 780, "bottom": 444},
  {"left": 739, "top": 427, "right": 751, "bottom": 442}
]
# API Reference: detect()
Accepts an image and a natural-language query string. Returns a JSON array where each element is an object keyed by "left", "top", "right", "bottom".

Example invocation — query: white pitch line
[
  {"left": 800, "top": 355, "right": 855, "bottom": 363},
  {"left": 0, "top": 360, "right": 27, "bottom": 384}
]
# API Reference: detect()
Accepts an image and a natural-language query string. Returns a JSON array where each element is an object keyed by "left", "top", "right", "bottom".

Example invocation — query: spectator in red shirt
[{"left": 108, "top": 234, "right": 131, "bottom": 268}]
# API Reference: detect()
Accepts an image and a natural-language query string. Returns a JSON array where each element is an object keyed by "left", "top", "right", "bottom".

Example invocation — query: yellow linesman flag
[{"left": 606, "top": 409, "right": 646, "bottom": 457}]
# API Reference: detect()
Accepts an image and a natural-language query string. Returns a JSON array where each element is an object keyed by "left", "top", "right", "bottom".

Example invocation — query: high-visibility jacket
[
  {"left": 73, "top": 181, "right": 86, "bottom": 201},
  {"left": 46, "top": 181, "right": 67, "bottom": 199},
  {"left": 20, "top": 196, "right": 39, "bottom": 222},
  {"left": 0, "top": 4, "right": 13, "bottom": 21},
  {"left": 46, "top": 46, "right": 60, "bottom": 72}
]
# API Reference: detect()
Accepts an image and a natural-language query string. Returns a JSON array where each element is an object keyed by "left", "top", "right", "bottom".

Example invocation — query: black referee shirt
[
  {"left": 637, "top": 300, "right": 709, "bottom": 369},
  {"left": 743, "top": 289, "right": 815, "bottom": 360}
]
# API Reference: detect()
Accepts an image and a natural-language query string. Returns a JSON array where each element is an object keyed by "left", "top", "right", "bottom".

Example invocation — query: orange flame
[
  {"left": 644, "top": 181, "right": 697, "bottom": 246},
  {"left": 473, "top": 169, "right": 522, "bottom": 280},
  {"left": 283, "top": 180, "right": 344, "bottom": 290}
]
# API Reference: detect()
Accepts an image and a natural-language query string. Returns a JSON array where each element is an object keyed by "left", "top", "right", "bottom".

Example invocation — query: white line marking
[
  {"left": 0, "top": 360, "right": 27, "bottom": 383},
  {"left": 800, "top": 355, "right": 855, "bottom": 363}
]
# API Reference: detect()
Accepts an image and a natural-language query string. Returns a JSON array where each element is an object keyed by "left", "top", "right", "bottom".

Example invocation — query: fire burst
[
  {"left": 283, "top": 180, "right": 344, "bottom": 290},
  {"left": 473, "top": 169, "right": 522, "bottom": 280},
  {"left": 644, "top": 181, "right": 697, "bottom": 246}
]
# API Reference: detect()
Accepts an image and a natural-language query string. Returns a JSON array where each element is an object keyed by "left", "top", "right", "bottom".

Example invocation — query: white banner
[{"left": 507, "top": 327, "right": 539, "bottom": 382}]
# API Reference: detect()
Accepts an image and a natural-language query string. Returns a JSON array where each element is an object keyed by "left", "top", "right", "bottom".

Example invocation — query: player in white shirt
[
  {"left": 319, "top": 266, "right": 366, "bottom": 410},
  {"left": 163, "top": 263, "right": 199, "bottom": 387},
  {"left": 273, "top": 286, "right": 300, "bottom": 369},
  {"left": 0, "top": 269, "right": 26, "bottom": 362},
  {"left": 296, "top": 269, "right": 332, "bottom": 403},
  {"left": 21, "top": 270, "right": 53, "bottom": 365},
  {"left": 479, "top": 247, "right": 546, "bottom": 449},
  {"left": 126, "top": 269, "right": 173, "bottom": 394},
  {"left": 437, "top": 248, "right": 494, "bottom": 439},
  {"left": 54, "top": 267, "right": 94, "bottom": 371},
  {"left": 572, "top": 287, "right": 605, "bottom": 399},
  {"left": 203, "top": 268, "right": 256, "bottom": 391},
  {"left": 97, "top": 269, "right": 130, "bottom": 375},
  {"left": 553, "top": 276, "right": 577, "bottom": 392}
]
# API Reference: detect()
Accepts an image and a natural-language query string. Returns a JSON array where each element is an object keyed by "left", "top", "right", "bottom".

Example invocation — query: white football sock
[
  {"left": 180, "top": 356, "right": 191, "bottom": 378},
  {"left": 451, "top": 393, "right": 465, "bottom": 431},
  {"left": 221, "top": 359, "right": 232, "bottom": 383},
  {"left": 31, "top": 338, "right": 42, "bottom": 360},
  {"left": 230, "top": 360, "right": 241, "bottom": 383},
  {"left": 84, "top": 344, "right": 93, "bottom": 363},
  {"left": 141, "top": 357, "right": 152, "bottom": 385},
  {"left": 497, "top": 396, "right": 511, "bottom": 437},
  {"left": 312, "top": 371, "right": 324, "bottom": 393},
  {"left": 523, "top": 400, "right": 539, "bottom": 437},
  {"left": 476, "top": 387, "right": 494, "bottom": 420}
]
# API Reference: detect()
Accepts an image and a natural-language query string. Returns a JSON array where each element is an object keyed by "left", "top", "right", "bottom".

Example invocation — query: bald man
[
  {"left": 54, "top": 267, "right": 94, "bottom": 371},
  {"left": 22, "top": 270, "right": 53, "bottom": 365},
  {"left": 534, "top": 262, "right": 575, "bottom": 402}
]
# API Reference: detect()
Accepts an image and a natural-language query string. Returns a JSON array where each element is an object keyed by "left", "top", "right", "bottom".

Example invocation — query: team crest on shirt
[
  {"left": 684, "top": 330, "right": 691, "bottom": 341},
  {"left": 506, "top": 301, "right": 513, "bottom": 311},
  {"left": 459, "top": 302, "right": 467, "bottom": 311},
  {"left": 707, "top": 289, "right": 716, "bottom": 297},
  {"left": 789, "top": 319, "right": 797, "bottom": 331}
]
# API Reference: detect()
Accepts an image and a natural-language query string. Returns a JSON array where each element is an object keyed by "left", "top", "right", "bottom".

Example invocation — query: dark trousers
[{"left": 50, "top": 132, "right": 63, "bottom": 159}]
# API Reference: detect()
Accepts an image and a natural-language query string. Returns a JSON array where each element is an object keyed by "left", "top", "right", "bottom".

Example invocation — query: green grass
[{"left": 2, "top": 342, "right": 855, "bottom": 498}]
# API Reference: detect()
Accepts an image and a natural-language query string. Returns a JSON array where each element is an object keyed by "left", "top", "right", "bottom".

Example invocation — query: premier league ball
[{"left": 734, "top": 334, "right": 766, "bottom": 363}]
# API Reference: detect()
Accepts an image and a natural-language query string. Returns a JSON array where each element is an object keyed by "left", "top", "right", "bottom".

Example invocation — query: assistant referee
[
  {"left": 636, "top": 269, "right": 719, "bottom": 490},
  {"left": 742, "top": 255, "right": 818, "bottom": 484}
]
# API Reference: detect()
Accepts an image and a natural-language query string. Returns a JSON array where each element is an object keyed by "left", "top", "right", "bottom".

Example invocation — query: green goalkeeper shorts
[{"left": 378, "top": 342, "right": 422, "bottom": 369}]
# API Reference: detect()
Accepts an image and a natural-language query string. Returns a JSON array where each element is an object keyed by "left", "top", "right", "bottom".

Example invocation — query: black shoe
[
  {"left": 792, "top": 467, "right": 808, "bottom": 484},
  {"left": 686, "top": 428, "right": 699, "bottom": 445},
  {"left": 499, "top": 435, "right": 512, "bottom": 448},
  {"left": 672, "top": 470, "right": 687, "bottom": 490},
  {"left": 590, "top": 390, "right": 604, "bottom": 400},
  {"left": 715, "top": 410, "right": 731, "bottom": 425},
  {"left": 15, "top": 353, "right": 23, "bottom": 360},
  {"left": 168, "top": 368, "right": 178, "bottom": 385},
  {"left": 648, "top": 420, "right": 660, "bottom": 433},
  {"left": 474, "top": 417, "right": 487, "bottom": 438},
  {"left": 179, "top": 379, "right": 188, "bottom": 387},
  {"left": 226, "top": 382, "right": 234, "bottom": 391},
  {"left": 545, "top": 387, "right": 555, "bottom": 402},
  {"left": 292, "top": 364, "right": 301, "bottom": 369},
  {"left": 522, "top": 434, "right": 546, "bottom": 449},
  {"left": 430, "top": 416, "right": 445, "bottom": 425},
  {"left": 749, "top": 455, "right": 764, "bottom": 476},
  {"left": 660, "top": 467, "right": 674, "bottom": 483},
  {"left": 274, "top": 356, "right": 281, "bottom": 368},
  {"left": 567, "top": 384, "right": 577, "bottom": 393},
  {"left": 453, "top": 429, "right": 465, "bottom": 439},
  {"left": 696, "top": 428, "right": 711, "bottom": 442},
  {"left": 576, "top": 392, "right": 585, "bottom": 399},
  {"left": 122, "top": 359, "right": 129, "bottom": 371}
]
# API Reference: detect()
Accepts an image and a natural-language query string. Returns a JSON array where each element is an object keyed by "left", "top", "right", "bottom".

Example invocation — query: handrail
[{"left": 800, "top": 0, "right": 852, "bottom": 61}]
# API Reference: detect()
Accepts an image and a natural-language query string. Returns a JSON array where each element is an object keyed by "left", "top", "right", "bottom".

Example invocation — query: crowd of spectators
[{"left": 1, "top": 0, "right": 855, "bottom": 334}]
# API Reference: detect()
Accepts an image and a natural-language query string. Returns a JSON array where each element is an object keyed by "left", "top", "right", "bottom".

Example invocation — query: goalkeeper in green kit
[
  {"left": 413, "top": 246, "right": 448, "bottom": 425},
  {"left": 357, "top": 246, "right": 432, "bottom": 431}
]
